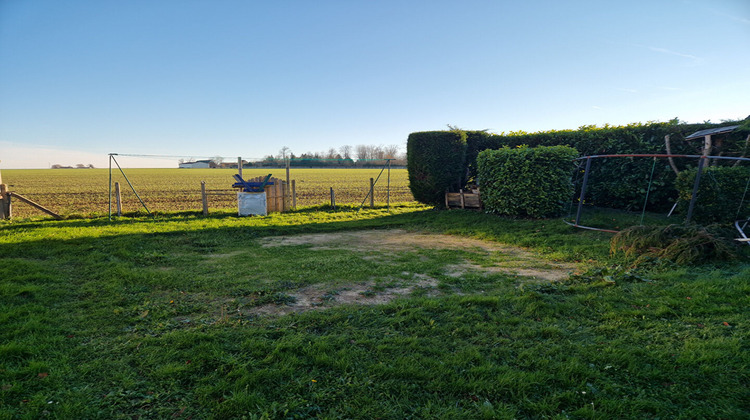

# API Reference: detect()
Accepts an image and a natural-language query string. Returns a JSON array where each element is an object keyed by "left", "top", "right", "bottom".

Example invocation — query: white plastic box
[{"left": 238, "top": 192, "right": 267, "bottom": 216}]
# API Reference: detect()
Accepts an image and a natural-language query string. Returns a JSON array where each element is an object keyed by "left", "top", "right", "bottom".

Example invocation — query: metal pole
[
  {"left": 108, "top": 154, "right": 113, "bottom": 220},
  {"left": 574, "top": 157, "right": 592, "bottom": 226},
  {"left": 387, "top": 159, "right": 391, "bottom": 210},
  {"left": 111, "top": 155, "right": 152, "bottom": 216},
  {"left": 686, "top": 156, "right": 706, "bottom": 224}
]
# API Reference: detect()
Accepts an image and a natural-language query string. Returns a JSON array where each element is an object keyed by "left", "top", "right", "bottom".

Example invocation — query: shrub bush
[
  {"left": 477, "top": 145, "right": 578, "bottom": 218},
  {"left": 407, "top": 131, "right": 468, "bottom": 206},
  {"left": 675, "top": 165, "right": 750, "bottom": 224}
]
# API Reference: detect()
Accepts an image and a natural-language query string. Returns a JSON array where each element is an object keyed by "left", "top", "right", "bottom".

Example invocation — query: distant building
[{"left": 179, "top": 160, "right": 212, "bottom": 169}]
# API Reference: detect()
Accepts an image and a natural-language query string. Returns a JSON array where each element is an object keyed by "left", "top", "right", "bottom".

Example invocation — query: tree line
[{"left": 260, "top": 144, "right": 406, "bottom": 167}]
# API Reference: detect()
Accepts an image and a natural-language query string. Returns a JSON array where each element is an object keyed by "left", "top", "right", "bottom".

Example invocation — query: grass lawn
[{"left": 1, "top": 205, "right": 748, "bottom": 419}]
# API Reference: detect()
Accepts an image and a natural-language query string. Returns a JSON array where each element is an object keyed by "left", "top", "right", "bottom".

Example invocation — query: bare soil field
[{"left": 2, "top": 167, "right": 413, "bottom": 217}]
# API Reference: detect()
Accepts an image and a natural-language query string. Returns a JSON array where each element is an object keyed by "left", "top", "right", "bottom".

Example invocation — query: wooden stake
[
  {"left": 0, "top": 184, "right": 7, "bottom": 219},
  {"left": 201, "top": 181, "right": 208, "bottom": 215},
  {"left": 275, "top": 181, "right": 282, "bottom": 212},
  {"left": 115, "top": 182, "right": 122, "bottom": 216},
  {"left": 369, "top": 178, "right": 374, "bottom": 208},
  {"left": 237, "top": 157, "right": 243, "bottom": 179},
  {"left": 292, "top": 180, "right": 297, "bottom": 209},
  {"left": 330, "top": 187, "right": 336, "bottom": 209},
  {"left": 9, "top": 192, "right": 61, "bottom": 219},
  {"left": 460, "top": 189, "right": 465, "bottom": 209},
  {"left": 286, "top": 158, "right": 291, "bottom": 208}
]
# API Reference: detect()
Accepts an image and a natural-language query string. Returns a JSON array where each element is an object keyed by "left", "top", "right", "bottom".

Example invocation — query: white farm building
[{"left": 179, "top": 160, "right": 213, "bottom": 169}]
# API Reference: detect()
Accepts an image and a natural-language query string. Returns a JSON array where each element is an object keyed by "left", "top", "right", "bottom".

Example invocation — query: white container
[{"left": 238, "top": 192, "right": 267, "bottom": 216}]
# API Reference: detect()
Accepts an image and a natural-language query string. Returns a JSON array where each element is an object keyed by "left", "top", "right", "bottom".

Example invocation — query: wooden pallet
[{"left": 445, "top": 189, "right": 481, "bottom": 209}]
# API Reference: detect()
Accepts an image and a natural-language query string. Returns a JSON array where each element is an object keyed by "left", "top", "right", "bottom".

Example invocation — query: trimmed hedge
[
  {"left": 468, "top": 120, "right": 747, "bottom": 211},
  {"left": 407, "top": 119, "right": 747, "bottom": 211},
  {"left": 477, "top": 145, "right": 578, "bottom": 218},
  {"left": 407, "top": 131, "right": 468, "bottom": 206},
  {"left": 675, "top": 165, "right": 750, "bottom": 224}
]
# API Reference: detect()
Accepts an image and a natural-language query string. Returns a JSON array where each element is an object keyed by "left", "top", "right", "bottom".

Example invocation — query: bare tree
[
  {"left": 371, "top": 145, "right": 385, "bottom": 160},
  {"left": 355, "top": 144, "right": 369, "bottom": 161},
  {"left": 383, "top": 145, "right": 400, "bottom": 159},
  {"left": 339, "top": 145, "right": 352, "bottom": 160},
  {"left": 326, "top": 148, "right": 338, "bottom": 160}
]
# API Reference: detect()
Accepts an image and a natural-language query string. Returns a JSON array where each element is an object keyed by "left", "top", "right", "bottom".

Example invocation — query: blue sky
[{"left": 1, "top": 0, "right": 748, "bottom": 168}]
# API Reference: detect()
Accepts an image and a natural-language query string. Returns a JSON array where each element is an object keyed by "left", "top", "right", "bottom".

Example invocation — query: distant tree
[
  {"left": 355, "top": 145, "right": 369, "bottom": 161},
  {"left": 383, "top": 145, "right": 400, "bottom": 159},
  {"left": 339, "top": 145, "right": 352, "bottom": 160},
  {"left": 88, "top": 164, "right": 95, "bottom": 169},
  {"left": 76, "top": 164, "right": 86, "bottom": 169}
]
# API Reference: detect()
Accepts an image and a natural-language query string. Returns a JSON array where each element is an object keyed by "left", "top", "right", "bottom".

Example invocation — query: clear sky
[{"left": 1, "top": 0, "right": 748, "bottom": 168}]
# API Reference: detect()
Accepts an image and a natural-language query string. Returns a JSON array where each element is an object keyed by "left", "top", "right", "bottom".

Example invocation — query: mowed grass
[
  {"left": 1, "top": 168, "right": 412, "bottom": 218},
  {"left": 1, "top": 206, "right": 748, "bottom": 419}
]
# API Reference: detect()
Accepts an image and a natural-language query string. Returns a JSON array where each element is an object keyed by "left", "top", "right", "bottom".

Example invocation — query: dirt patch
[
  {"left": 260, "top": 228, "right": 575, "bottom": 282},
  {"left": 247, "top": 229, "right": 577, "bottom": 316},
  {"left": 247, "top": 276, "right": 439, "bottom": 317}
]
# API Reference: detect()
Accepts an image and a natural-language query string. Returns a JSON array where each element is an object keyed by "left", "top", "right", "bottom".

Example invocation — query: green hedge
[
  {"left": 407, "top": 119, "right": 747, "bottom": 211},
  {"left": 407, "top": 131, "right": 468, "bottom": 206},
  {"left": 675, "top": 165, "right": 750, "bottom": 224},
  {"left": 477, "top": 145, "right": 578, "bottom": 218},
  {"left": 470, "top": 120, "right": 747, "bottom": 211}
]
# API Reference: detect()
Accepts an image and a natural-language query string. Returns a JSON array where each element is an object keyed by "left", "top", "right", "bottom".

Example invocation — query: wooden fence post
[
  {"left": 286, "top": 159, "right": 291, "bottom": 209},
  {"left": 201, "top": 181, "right": 208, "bottom": 215},
  {"left": 115, "top": 182, "right": 122, "bottom": 216},
  {"left": 264, "top": 184, "right": 272, "bottom": 213},
  {"left": 292, "top": 180, "right": 297, "bottom": 209},
  {"left": 281, "top": 181, "right": 288, "bottom": 211},
  {"left": 370, "top": 178, "right": 375, "bottom": 208},
  {"left": 0, "top": 184, "right": 7, "bottom": 219},
  {"left": 330, "top": 187, "right": 336, "bottom": 209},
  {"left": 459, "top": 189, "right": 465, "bottom": 209},
  {"left": 237, "top": 157, "right": 243, "bottom": 180}
]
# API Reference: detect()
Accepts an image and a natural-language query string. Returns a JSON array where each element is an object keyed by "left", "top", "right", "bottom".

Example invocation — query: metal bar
[
  {"left": 574, "top": 157, "right": 592, "bottom": 226},
  {"left": 108, "top": 154, "right": 113, "bottom": 220},
  {"left": 735, "top": 219, "right": 750, "bottom": 246},
  {"left": 685, "top": 156, "right": 706, "bottom": 224},
  {"left": 574, "top": 153, "right": 750, "bottom": 163},
  {"left": 387, "top": 159, "right": 391, "bottom": 210},
  {"left": 562, "top": 219, "right": 619, "bottom": 233},
  {"left": 639, "top": 157, "right": 657, "bottom": 225},
  {"left": 111, "top": 155, "right": 152, "bottom": 216}
]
